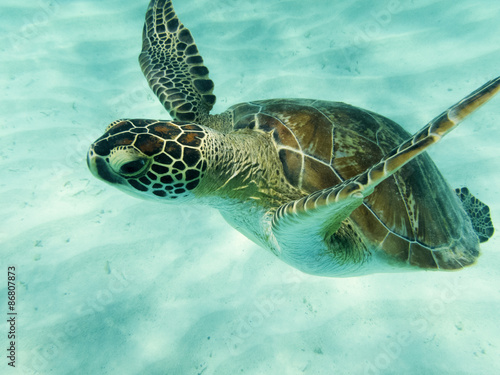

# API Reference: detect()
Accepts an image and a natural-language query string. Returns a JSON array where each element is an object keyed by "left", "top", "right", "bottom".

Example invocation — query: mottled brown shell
[{"left": 229, "top": 99, "right": 477, "bottom": 270}]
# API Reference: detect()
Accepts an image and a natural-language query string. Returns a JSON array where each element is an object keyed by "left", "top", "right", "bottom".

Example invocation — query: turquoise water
[{"left": 2, "top": 0, "right": 500, "bottom": 374}]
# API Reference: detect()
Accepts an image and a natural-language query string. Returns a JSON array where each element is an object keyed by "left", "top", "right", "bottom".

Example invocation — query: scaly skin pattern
[
  {"left": 89, "top": 119, "right": 210, "bottom": 200},
  {"left": 88, "top": 117, "right": 301, "bottom": 204}
]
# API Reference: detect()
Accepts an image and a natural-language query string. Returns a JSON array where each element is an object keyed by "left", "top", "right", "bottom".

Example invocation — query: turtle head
[{"left": 87, "top": 119, "right": 208, "bottom": 202}]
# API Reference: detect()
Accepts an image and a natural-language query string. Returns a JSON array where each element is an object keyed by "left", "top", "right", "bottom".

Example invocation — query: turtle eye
[{"left": 119, "top": 159, "right": 146, "bottom": 175}]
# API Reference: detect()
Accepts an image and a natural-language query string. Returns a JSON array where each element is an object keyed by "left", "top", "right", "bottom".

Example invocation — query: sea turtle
[{"left": 87, "top": 0, "right": 499, "bottom": 277}]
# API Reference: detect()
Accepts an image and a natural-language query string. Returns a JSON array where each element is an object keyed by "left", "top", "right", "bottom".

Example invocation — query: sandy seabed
[{"left": 1, "top": 0, "right": 500, "bottom": 374}]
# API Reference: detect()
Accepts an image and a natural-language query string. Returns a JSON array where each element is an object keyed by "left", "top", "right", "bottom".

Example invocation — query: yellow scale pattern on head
[{"left": 94, "top": 120, "right": 209, "bottom": 199}]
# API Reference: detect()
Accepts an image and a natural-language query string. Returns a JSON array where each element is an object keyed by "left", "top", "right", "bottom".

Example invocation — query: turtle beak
[
  {"left": 87, "top": 148, "right": 122, "bottom": 184},
  {"left": 86, "top": 150, "right": 92, "bottom": 169}
]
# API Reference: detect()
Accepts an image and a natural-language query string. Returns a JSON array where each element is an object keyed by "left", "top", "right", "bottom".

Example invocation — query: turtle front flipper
[
  {"left": 455, "top": 187, "right": 494, "bottom": 243},
  {"left": 139, "top": 0, "right": 216, "bottom": 122},
  {"left": 271, "top": 77, "right": 500, "bottom": 276}
]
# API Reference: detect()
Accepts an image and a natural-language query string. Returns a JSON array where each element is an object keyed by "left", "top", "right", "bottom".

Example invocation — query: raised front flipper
[
  {"left": 139, "top": 0, "right": 216, "bottom": 123},
  {"left": 271, "top": 77, "right": 500, "bottom": 276}
]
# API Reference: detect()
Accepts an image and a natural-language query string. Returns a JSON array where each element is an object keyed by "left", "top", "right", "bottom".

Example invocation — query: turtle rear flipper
[
  {"left": 456, "top": 187, "right": 494, "bottom": 243},
  {"left": 139, "top": 0, "right": 216, "bottom": 123}
]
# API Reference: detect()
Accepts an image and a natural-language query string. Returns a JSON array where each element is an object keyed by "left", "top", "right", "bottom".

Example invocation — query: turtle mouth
[{"left": 87, "top": 149, "right": 122, "bottom": 184}]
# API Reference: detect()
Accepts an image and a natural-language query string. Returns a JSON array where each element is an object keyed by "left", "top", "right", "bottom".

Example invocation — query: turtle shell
[{"left": 228, "top": 99, "right": 478, "bottom": 270}]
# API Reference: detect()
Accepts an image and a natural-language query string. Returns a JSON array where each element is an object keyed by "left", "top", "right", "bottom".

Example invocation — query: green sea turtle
[{"left": 87, "top": 0, "right": 499, "bottom": 277}]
